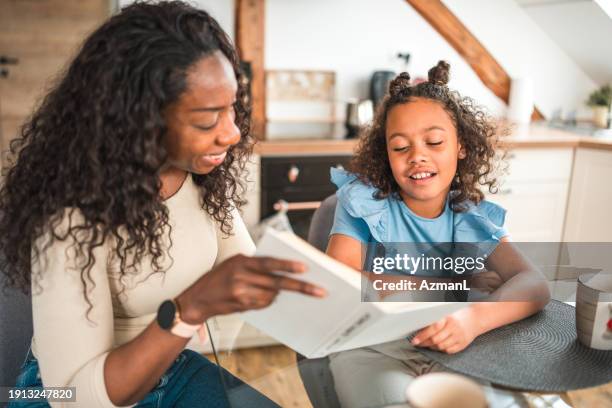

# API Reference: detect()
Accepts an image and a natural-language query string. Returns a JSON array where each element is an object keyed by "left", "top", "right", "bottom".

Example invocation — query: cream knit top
[{"left": 30, "top": 174, "right": 255, "bottom": 407}]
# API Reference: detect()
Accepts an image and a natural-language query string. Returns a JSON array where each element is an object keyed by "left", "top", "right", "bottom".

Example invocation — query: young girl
[{"left": 326, "top": 61, "right": 550, "bottom": 408}]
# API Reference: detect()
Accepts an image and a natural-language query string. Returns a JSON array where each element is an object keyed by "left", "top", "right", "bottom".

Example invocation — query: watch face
[{"left": 157, "top": 300, "right": 176, "bottom": 330}]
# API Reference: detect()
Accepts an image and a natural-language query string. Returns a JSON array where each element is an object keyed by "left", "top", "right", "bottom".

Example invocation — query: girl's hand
[
  {"left": 411, "top": 307, "right": 480, "bottom": 354},
  {"left": 176, "top": 254, "right": 327, "bottom": 324}
]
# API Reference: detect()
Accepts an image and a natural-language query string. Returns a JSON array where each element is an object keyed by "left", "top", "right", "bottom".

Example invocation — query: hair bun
[
  {"left": 428, "top": 60, "right": 450, "bottom": 86},
  {"left": 388, "top": 72, "right": 411, "bottom": 96}
]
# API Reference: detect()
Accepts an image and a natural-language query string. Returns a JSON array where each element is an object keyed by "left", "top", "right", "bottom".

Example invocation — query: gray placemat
[{"left": 414, "top": 300, "right": 612, "bottom": 392}]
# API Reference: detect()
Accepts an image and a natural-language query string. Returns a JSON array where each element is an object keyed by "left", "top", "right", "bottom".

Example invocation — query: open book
[{"left": 241, "top": 229, "right": 467, "bottom": 358}]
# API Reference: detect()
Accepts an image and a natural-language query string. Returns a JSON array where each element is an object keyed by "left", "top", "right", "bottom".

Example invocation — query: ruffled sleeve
[
  {"left": 452, "top": 199, "right": 508, "bottom": 258},
  {"left": 453, "top": 201, "right": 508, "bottom": 259},
  {"left": 330, "top": 168, "right": 389, "bottom": 242}
]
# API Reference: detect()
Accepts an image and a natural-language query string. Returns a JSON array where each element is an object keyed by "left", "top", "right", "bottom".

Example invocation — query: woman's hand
[
  {"left": 176, "top": 254, "right": 326, "bottom": 324},
  {"left": 410, "top": 307, "right": 481, "bottom": 354}
]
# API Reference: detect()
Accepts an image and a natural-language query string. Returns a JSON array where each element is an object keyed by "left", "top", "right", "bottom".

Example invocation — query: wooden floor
[{"left": 206, "top": 345, "right": 313, "bottom": 408}]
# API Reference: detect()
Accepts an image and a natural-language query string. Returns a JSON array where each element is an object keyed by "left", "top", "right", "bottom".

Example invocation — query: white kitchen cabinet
[
  {"left": 563, "top": 148, "right": 612, "bottom": 242},
  {"left": 485, "top": 147, "right": 573, "bottom": 242},
  {"left": 501, "top": 148, "right": 573, "bottom": 185},
  {"left": 486, "top": 181, "right": 571, "bottom": 242}
]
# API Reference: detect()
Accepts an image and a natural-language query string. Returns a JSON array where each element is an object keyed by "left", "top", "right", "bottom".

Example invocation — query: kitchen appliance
[
  {"left": 345, "top": 99, "right": 373, "bottom": 139},
  {"left": 370, "top": 70, "right": 396, "bottom": 107}
]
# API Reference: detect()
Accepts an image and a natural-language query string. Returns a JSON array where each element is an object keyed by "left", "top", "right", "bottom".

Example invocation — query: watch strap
[
  {"left": 170, "top": 319, "right": 203, "bottom": 338},
  {"left": 170, "top": 299, "right": 207, "bottom": 344}
]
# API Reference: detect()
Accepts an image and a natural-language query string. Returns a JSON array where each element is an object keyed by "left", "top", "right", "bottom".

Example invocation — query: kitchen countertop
[{"left": 254, "top": 124, "right": 612, "bottom": 156}]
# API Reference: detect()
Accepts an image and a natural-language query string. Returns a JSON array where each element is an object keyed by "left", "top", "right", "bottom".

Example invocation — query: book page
[{"left": 241, "top": 229, "right": 366, "bottom": 356}]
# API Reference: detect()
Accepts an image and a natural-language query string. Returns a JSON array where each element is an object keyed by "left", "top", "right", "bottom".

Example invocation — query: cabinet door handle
[
  {"left": 499, "top": 188, "right": 513, "bottom": 195},
  {"left": 274, "top": 200, "right": 321, "bottom": 212},
  {"left": 288, "top": 165, "right": 299, "bottom": 183}
]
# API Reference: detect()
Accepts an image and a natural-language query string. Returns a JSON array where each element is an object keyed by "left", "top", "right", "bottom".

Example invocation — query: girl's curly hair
[
  {"left": 352, "top": 60, "right": 505, "bottom": 211},
  {"left": 0, "top": 1, "right": 253, "bottom": 308}
]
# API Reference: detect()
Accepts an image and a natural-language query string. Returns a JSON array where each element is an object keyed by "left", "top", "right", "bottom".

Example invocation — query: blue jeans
[{"left": 8, "top": 349, "right": 278, "bottom": 408}]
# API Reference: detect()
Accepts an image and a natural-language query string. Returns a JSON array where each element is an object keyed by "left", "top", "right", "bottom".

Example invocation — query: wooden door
[{"left": 0, "top": 0, "right": 111, "bottom": 159}]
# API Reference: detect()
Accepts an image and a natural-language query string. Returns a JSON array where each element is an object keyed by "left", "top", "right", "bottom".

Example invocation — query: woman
[{"left": 0, "top": 2, "right": 324, "bottom": 407}]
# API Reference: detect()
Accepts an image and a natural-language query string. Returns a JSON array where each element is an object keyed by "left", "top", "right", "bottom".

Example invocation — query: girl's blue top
[{"left": 330, "top": 168, "right": 508, "bottom": 249}]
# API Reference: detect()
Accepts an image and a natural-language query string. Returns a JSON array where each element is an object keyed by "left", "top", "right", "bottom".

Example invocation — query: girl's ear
[{"left": 458, "top": 144, "right": 467, "bottom": 159}]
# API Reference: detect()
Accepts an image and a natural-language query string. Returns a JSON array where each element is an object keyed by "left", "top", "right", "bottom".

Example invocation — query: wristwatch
[{"left": 156, "top": 299, "right": 203, "bottom": 339}]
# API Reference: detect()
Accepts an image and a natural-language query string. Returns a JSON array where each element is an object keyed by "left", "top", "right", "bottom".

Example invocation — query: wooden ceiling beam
[
  {"left": 235, "top": 0, "right": 266, "bottom": 140},
  {"left": 405, "top": 0, "right": 544, "bottom": 120}
]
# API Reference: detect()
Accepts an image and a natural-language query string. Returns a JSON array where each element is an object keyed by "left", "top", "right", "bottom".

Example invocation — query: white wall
[
  {"left": 119, "top": 0, "right": 600, "bottom": 120},
  {"left": 267, "top": 0, "right": 601, "bottom": 120},
  {"left": 517, "top": 0, "right": 612, "bottom": 85},
  {"left": 265, "top": 0, "right": 506, "bottom": 120},
  {"left": 444, "top": 0, "right": 598, "bottom": 118}
]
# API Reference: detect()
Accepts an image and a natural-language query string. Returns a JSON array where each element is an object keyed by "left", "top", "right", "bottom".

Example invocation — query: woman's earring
[{"left": 453, "top": 172, "right": 461, "bottom": 186}]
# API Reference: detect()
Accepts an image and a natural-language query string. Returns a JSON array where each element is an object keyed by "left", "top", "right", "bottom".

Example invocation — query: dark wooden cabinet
[{"left": 260, "top": 155, "right": 351, "bottom": 239}]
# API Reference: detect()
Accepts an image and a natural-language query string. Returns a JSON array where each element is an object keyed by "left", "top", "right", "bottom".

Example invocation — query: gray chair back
[
  {"left": 307, "top": 194, "right": 338, "bottom": 252},
  {"left": 297, "top": 194, "right": 341, "bottom": 408},
  {"left": 0, "top": 272, "right": 33, "bottom": 388}
]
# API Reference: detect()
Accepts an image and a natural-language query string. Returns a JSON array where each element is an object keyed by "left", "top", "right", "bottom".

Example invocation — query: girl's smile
[{"left": 407, "top": 167, "right": 438, "bottom": 183}]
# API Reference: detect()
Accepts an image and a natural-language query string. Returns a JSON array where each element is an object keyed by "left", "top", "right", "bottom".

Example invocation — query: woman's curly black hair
[
  {"left": 351, "top": 60, "right": 505, "bottom": 211},
  {"left": 0, "top": 1, "right": 254, "bottom": 307}
]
